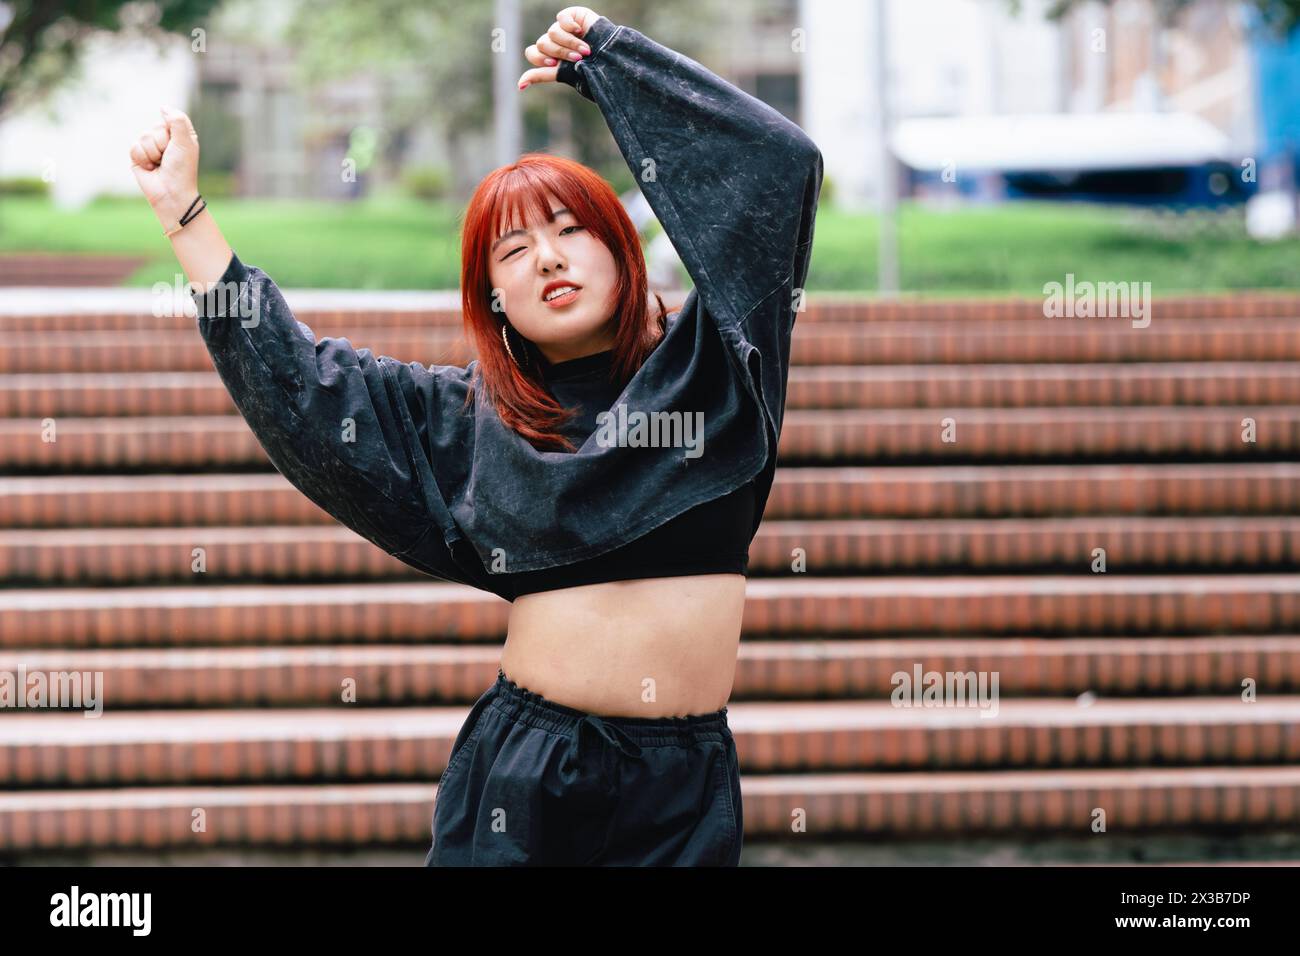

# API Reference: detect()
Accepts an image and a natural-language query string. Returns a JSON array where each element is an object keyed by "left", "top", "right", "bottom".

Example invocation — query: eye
[{"left": 499, "top": 225, "right": 582, "bottom": 261}]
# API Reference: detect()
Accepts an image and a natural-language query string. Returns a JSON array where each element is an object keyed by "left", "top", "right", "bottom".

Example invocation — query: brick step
[
  {"left": 0, "top": 331, "right": 467, "bottom": 375},
  {"left": 791, "top": 320, "right": 1300, "bottom": 364},
  {"left": 3, "top": 636, "right": 1296, "bottom": 708},
  {"left": 751, "top": 515, "right": 1300, "bottom": 574},
  {"left": 4, "top": 464, "right": 1297, "bottom": 528},
  {"left": 4, "top": 407, "right": 1297, "bottom": 471},
  {"left": 3, "top": 576, "right": 1298, "bottom": 648},
  {"left": 8, "top": 363, "right": 1300, "bottom": 418},
  {"left": 768, "top": 463, "right": 1300, "bottom": 519},
  {"left": 786, "top": 362, "right": 1300, "bottom": 409},
  {"left": 0, "top": 372, "right": 227, "bottom": 418},
  {"left": 0, "top": 525, "right": 413, "bottom": 585},
  {"left": 811, "top": 297, "right": 1300, "bottom": 323},
  {"left": 6, "top": 319, "right": 1300, "bottom": 374},
  {"left": 777, "top": 406, "right": 1300, "bottom": 464},
  {"left": 0, "top": 474, "right": 314, "bottom": 528},
  {"left": 0, "top": 308, "right": 467, "bottom": 335},
  {"left": 3, "top": 516, "right": 1298, "bottom": 586},
  {"left": 802, "top": 293, "right": 1300, "bottom": 322},
  {"left": 2, "top": 698, "right": 1298, "bottom": 788},
  {"left": 0, "top": 764, "right": 1294, "bottom": 853},
  {"left": 6, "top": 289, "right": 1298, "bottom": 332},
  {"left": 3, "top": 291, "right": 1298, "bottom": 333},
  {"left": 2, "top": 764, "right": 1298, "bottom": 850}
]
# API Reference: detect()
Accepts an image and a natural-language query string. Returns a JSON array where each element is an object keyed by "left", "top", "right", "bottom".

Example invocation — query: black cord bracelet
[{"left": 179, "top": 194, "right": 206, "bottom": 226}]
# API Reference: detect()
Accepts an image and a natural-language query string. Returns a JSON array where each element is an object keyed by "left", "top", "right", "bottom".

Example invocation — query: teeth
[{"left": 545, "top": 286, "right": 578, "bottom": 301}]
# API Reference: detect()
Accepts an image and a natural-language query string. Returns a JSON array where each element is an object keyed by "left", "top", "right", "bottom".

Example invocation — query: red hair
[{"left": 458, "top": 152, "right": 668, "bottom": 452}]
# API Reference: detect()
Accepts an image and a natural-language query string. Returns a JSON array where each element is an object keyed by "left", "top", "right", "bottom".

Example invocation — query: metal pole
[
  {"left": 872, "top": 0, "right": 898, "bottom": 295},
  {"left": 494, "top": 0, "right": 522, "bottom": 167}
]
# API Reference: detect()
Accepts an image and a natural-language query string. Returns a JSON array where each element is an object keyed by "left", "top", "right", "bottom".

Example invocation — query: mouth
[{"left": 541, "top": 284, "right": 583, "bottom": 308}]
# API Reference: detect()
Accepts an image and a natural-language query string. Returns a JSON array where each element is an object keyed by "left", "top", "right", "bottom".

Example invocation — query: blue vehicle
[{"left": 892, "top": 111, "right": 1256, "bottom": 208}]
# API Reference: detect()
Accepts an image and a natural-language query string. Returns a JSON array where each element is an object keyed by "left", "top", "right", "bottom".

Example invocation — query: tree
[
  {"left": 0, "top": 0, "right": 224, "bottom": 119},
  {"left": 282, "top": 0, "right": 733, "bottom": 199}
]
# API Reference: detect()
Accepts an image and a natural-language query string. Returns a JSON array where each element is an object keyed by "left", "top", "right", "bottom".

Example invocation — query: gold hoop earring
[{"left": 502, "top": 322, "right": 526, "bottom": 369}]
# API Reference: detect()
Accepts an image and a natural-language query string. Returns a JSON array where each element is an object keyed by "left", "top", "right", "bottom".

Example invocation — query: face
[{"left": 487, "top": 193, "right": 621, "bottom": 365}]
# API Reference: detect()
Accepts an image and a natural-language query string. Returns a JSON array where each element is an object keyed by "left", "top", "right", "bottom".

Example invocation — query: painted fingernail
[
  {"left": 518, "top": 80, "right": 527, "bottom": 89},
  {"left": 580, "top": 44, "right": 591, "bottom": 54},
  {"left": 570, "top": 51, "right": 583, "bottom": 61},
  {"left": 545, "top": 57, "right": 556, "bottom": 65}
]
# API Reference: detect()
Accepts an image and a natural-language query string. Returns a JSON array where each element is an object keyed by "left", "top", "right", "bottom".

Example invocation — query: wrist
[
  {"left": 556, "top": 14, "right": 618, "bottom": 101},
  {"left": 151, "top": 190, "right": 201, "bottom": 229}
]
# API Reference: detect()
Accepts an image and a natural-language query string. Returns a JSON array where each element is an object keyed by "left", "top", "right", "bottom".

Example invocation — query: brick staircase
[{"left": 2, "top": 291, "right": 1299, "bottom": 861}]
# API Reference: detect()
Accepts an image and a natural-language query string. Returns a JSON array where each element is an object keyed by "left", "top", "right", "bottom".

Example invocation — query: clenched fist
[
  {"left": 129, "top": 106, "right": 201, "bottom": 225},
  {"left": 519, "top": 7, "right": 604, "bottom": 89}
]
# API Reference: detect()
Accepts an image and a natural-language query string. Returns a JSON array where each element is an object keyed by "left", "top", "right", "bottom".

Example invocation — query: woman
[{"left": 129, "top": 6, "right": 822, "bottom": 866}]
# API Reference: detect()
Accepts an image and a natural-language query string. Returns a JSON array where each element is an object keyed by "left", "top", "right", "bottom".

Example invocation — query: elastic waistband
[{"left": 491, "top": 667, "right": 729, "bottom": 745}]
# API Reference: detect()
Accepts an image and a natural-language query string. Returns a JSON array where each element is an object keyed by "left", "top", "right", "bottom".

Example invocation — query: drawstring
[
  {"left": 567, "top": 713, "right": 646, "bottom": 795},
  {"left": 499, "top": 668, "right": 647, "bottom": 778},
  {"left": 565, "top": 714, "right": 647, "bottom": 864}
]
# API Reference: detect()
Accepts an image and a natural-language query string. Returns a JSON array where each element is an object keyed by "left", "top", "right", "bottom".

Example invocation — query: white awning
[{"left": 890, "top": 112, "right": 1235, "bottom": 173}]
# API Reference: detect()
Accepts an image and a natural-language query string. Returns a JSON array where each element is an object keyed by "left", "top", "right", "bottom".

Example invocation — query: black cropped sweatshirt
[
  {"left": 190, "top": 14, "right": 823, "bottom": 602},
  {"left": 493, "top": 347, "right": 756, "bottom": 598}
]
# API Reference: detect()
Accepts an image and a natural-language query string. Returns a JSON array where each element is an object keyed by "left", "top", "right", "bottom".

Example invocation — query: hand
[
  {"left": 518, "top": 7, "right": 603, "bottom": 90},
  {"left": 129, "top": 106, "right": 201, "bottom": 224}
]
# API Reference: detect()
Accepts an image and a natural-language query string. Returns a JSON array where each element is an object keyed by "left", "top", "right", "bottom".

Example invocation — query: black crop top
[
  {"left": 190, "top": 19, "right": 819, "bottom": 600},
  {"left": 493, "top": 347, "right": 757, "bottom": 599}
]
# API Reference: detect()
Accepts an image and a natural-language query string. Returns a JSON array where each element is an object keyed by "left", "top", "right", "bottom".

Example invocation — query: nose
[{"left": 534, "top": 233, "right": 566, "bottom": 274}]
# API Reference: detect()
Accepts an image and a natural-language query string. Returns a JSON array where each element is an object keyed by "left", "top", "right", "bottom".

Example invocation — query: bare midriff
[{"left": 500, "top": 573, "right": 747, "bottom": 718}]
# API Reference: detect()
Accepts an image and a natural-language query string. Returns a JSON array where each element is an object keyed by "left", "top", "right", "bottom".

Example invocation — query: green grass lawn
[
  {"left": 2, "top": 195, "right": 1297, "bottom": 294},
  {"left": 0, "top": 196, "right": 464, "bottom": 290}
]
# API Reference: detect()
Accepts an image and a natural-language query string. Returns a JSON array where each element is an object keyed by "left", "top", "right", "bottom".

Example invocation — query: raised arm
[
  {"left": 188, "top": 252, "right": 447, "bottom": 557},
  {"left": 129, "top": 107, "right": 480, "bottom": 585},
  {"left": 535, "top": 10, "right": 823, "bottom": 333}
]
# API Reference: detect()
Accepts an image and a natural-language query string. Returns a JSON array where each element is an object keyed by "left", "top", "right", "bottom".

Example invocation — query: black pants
[{"left": 425, "top": 667, "right": 743, "bottom": 866}]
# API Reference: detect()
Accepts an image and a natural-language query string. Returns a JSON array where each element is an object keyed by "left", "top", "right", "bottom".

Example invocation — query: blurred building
[
  {"left": 803, "top": 0, "right": 1278, "bottom": 211},
  {"left": 0, "top": 32, "right": 192, "bottom": 209},
  {"left": 3, "top": 0, "right": 1298, "bottom": 218},
  {"left": 802, "top": 0, "right": 1073, "bottom": 211},
  {"left": 194, "top": 40, "right": 399, "bottom": 200},
  {"left": 1062, "top": 0, "right": 1254, "bottom": 134}
]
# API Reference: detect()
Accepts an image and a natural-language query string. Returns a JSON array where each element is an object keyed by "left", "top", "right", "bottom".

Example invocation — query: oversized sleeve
[
  {"left": 556, "top": 14, "right": 823, "bottom": 440},
  {"left": 190, "top": 251, "right": 485, "bottom": 587}
]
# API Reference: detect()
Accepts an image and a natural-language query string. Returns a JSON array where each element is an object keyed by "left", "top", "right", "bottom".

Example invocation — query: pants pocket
[
  {"left": 718, "top": 732, "right": 743, "bottom": 866},
  {"left": 591, "top": 737, "right": 735, "bottom": 866},
  {"left": 428, "top": 684, "right": 498, "bottom": 862}
]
